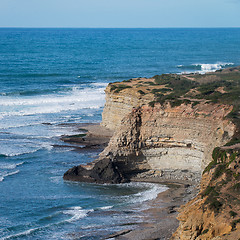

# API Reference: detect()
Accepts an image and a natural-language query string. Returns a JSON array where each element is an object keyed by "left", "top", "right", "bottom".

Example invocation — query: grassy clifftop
[{"left": 109, "top": 66, "right": 240, "bottom": 146}]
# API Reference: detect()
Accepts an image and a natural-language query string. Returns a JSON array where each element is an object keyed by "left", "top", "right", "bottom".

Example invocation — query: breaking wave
[
  {"left": 62, "top": 206, "right": 94, "bottom": 223},
  {"left": 0, "top": 162, "right": 24, "bottom": 170},
  {"left": 177, "top": 62, "right": 234, "bottom": 74},
  {"left": 0, "top": 84, "right": 106, "bottom": 118},
  {"left": 0, "top": 170, "right": 20, "bottom": 182},
  {"left": 113, "top": 182, "right": 168, "bottom": 204}
]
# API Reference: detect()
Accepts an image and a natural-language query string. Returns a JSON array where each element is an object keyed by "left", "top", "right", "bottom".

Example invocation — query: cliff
[
  {"left": 100, "top": 102, "right": 234, "bottom": 182},
  {"left": 63, "top": 66, "right": 240, "bottom": 239},
  {"left": 99, "top": 72, "right": 238, "bottom": 182},
  {"left": 172, "top": 148, "right": 240, "bottom": 240}
]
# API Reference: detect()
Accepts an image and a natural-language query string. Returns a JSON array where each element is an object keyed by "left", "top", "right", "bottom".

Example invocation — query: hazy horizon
[{"left": 0, "top": 0, "right": 239, "bottom": 28}]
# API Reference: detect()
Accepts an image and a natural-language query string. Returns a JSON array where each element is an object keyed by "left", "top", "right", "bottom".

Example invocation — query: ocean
[{"left": 0, "top": 28, "right": 240, "bottom": 239}]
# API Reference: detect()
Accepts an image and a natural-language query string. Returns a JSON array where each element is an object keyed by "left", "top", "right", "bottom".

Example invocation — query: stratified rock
[
  {"left": 171, "top": 149, "right": 240, "bottom": 240},
  {"left": 63, "top": 158, "right": 126, "bottom": 184}
]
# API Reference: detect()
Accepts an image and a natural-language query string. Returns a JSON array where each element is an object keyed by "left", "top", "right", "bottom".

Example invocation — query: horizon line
[{"left": 0, "top": 26, "right": 240, "bottom": 29}]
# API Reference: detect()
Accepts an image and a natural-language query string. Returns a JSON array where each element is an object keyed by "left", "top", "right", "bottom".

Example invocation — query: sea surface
[{"left": 0, "top": 28, "right": 240, "bottom": 239}]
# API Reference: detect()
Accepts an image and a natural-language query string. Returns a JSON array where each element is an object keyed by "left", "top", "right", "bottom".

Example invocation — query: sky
[{"left": 0, "top": 0, "right": 239, "bottom": 28}]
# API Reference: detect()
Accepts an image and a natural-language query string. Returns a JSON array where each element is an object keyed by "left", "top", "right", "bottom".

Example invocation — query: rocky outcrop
[
  {"left": 64, "top": 74, "right": 236, "bottom": 183},
  {"left": 63, "top": 68, "right": 240, "bottom": 239},
  {"left": 101, "top": 79, "right": 155, "bottom": 131},
  {"left": 100, "top": 100, "right": 235, "bottom": 182},
  {"left": 63, "top": 158, "right": 126, "bottom": 184}
]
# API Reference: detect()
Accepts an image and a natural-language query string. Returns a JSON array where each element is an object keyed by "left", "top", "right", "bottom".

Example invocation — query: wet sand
[{"left": 106, "top": 181, "right": 198, "bottom": 240}]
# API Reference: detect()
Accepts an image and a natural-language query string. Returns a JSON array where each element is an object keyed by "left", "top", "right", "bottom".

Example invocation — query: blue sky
[{"left": 0, "top": 0, "right": 239, "bottom": 28}]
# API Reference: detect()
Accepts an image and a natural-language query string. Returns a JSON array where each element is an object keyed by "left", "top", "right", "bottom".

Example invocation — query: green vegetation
[
  {"left": 151, "top": 88, "right": 172, "bottom": 94},
  {"left": 122, "top": 79, "right": 132, "bottom": 83},
  {"left": 110, "top": 84, "right": 132, "bottom": 93},
  {"left": 232, "top": 183, "right": 240, "bottom": 191},
  {"left": 208, "top": 199, "right": 223, "bottom": 212},
  {"left": 202, "top": 147, "right": 240, "bottom": 214},
  {"left": 144, "top": 81, "right": 157, "bottom": 85},
  {"left": 111, "top": 66, "right": 240, "bottom": 146},
  {"left": 202, "top": 229, "right": 209, "bottom": 235},
  {"left": 230, "top": 211, "right": 238, "bottom": 218},
  {"left": 148, "top": 101, "right": 155, "bottom": 108},
  {"left": 78, "top": 128, "right": 88, "bottom": 133},
  {"left": 225, "top": 138, "right": 240, "bottom": 146},
  {"left": 201, "top": 185, "right": 222, "bottom": 212},
  {"left": 138, "top": 90, "right": 145, "bottom": 95},
  {"left": 231, "top": 219, "right": 240, "bottom": 231},
  {"left": 149, "top": 74, "right": 199, "bottom": 107}
]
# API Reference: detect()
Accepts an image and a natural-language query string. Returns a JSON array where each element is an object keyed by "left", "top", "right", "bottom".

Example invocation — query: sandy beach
[{"left": 106, "top": 181, "right": 198, "bottom": 240}]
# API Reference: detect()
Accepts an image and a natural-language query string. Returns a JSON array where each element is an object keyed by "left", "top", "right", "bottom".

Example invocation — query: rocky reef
[{"left": 63, "top": 66, "right": 240, "bottom": 239}]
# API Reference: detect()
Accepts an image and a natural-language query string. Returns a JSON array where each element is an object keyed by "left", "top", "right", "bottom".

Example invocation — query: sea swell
[
  {"left": 177, "top": 62, "right": 234, "bottom": 74},
  {"left": 0, "top": 170, "right": 20, "bottom": 182}
]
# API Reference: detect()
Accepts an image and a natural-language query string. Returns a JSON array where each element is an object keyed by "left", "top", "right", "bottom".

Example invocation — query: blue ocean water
[{"left": 0, "top": 28, "right": 240, "bottom": 239}]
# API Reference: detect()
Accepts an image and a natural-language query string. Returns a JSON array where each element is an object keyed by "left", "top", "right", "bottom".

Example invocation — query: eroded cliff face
[
  {"left": 171, "top": 148, "right": 240, "bottom": 240},
  {"left": 100, "top": 88, "right": 235, "bottom": 182},
  {"left": 101, "top": 80, "right": 155, "bottom": 131},
  {"left": 63, "top": 69, "right": 240, "bottom": 240}
]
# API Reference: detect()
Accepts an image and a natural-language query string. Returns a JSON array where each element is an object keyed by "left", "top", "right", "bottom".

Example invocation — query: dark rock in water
[{"left": 63, "top": 158, "right": 126, "bottom": 184}]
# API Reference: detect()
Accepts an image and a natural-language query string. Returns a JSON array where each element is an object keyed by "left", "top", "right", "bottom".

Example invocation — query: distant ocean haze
[{"left": 0, "top": 28, "right": 239, "bottom": 239}]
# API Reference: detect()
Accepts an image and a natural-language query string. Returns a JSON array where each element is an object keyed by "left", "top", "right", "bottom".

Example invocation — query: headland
[{"left": 63, "top": 66, "right": 240, "bottom": 239}]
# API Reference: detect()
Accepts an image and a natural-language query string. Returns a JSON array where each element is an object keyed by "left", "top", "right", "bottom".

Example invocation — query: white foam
[
  {"left": 117, "top": 182, "right": 168, "bottom": 204},
  {"left": 0, "top": 170, "right": 20, "bottom": 182},
  {"left": 0, "top": 85, "right": 106, "bottom": 118},
  {"left": 0, "top": 135, "right": 55, "bottom": 157},
  {"left": 0, "top": 141, "right": 40, "bottom": 157},
  {"left": 193, "top": 62, "right": 234, "bottom": 74},
  {"left": 91, "top": 82, "right": 108, "bottom": 87},
  {"left": 98, "top": 206, "right": 113, "bottom": 210},
  {"left": 63, "top": 206, "right": 94, "bottom": 222},
  {"left": 132, "top": 184, "right": 167, "bottom": 203},
  {"left": 131, "top": 184, "right": 168, "bottom": 203},
  {"left": 0, "top": 162, "right": 24, "bottom": 170},
  {"left": 178, "top": 62, "right": 234, "bottom": 74},
  {"left": 49, "top": 176, "right": 62, "bottom": 184},
  {"left": 1, "top": 227, "right": 39, "bottom": 240}
]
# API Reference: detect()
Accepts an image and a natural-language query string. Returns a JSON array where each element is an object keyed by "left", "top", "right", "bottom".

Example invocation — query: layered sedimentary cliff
[
  {"left": 64, "top": 67, "right": 240, "bottom": 239},
  {"left": 101, "top": 78, "right": 155, "bottom": 130},
  {"left": 100, "top": 86, "right": 234, "bottom": 182}
]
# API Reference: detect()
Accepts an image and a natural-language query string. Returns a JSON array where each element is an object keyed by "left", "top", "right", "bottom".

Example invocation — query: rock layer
[{"left": 100, "top": 96, "right": 235, "bottom": 182}]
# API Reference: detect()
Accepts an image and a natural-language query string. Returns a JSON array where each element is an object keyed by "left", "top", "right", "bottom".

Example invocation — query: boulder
[{"left": 63, "top": 158, "right": 126, "bottom": 184}]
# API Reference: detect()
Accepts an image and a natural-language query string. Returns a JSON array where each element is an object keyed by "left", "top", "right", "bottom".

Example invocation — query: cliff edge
[{"left": 63, "top": 66, "right": 240, "bottom": 239}]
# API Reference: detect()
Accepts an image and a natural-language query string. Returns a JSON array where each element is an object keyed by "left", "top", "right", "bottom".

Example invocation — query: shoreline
[
  {"left": 106, "top": 180, "right": 198, "bottom": 240},
  {"left": 60, "top": 123, "right": 199, "bottom": 240}
]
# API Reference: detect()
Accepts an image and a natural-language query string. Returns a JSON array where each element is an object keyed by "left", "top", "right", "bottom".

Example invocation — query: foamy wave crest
[
  {"left": 0, "top": 84, "right": 106, "bottom": 117},
  {"left": 98, "top": 206, "right": 113, "bottom": 210},
  {"left": 1, "top": 227, "right": 39, "bottom": 240},
  {"left": 0, "top": 162, "right": 24, "bottom": 170},
  {"left": 0, "top": 170, "right": 19, "bottom": 182},
  {"left": 115, "top": 182, "right": 168, "bottom": 204},
  {"left": 177, "top": 62, "right": 234, "bottom": 74},
  {"left": 91, "top": 82, "right": 108, "bottom": 88},
  {"left": 63, "top": 206, "right": 94, "bottom": 222},
  {"left": 0, "top": 140, "right": 41, "bottom": 157},
  {"left": 130, "top": 183, "right": 168, "bottom": 203}
]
